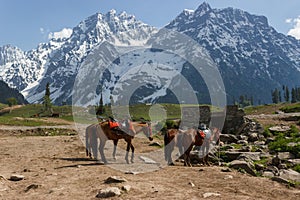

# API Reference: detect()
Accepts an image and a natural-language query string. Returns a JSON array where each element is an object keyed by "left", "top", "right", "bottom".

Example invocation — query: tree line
[{"left": 271, "top": 85, "right": 300, "bottom": 104}]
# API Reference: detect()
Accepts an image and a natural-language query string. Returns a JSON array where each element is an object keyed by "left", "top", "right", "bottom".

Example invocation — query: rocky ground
[{"left": 0, "top": 123, "right": 300, "bottom": 199}]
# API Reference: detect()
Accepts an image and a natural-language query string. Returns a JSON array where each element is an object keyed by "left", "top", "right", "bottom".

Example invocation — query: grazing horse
[
  {"left": 164, "top": 128, "right": 205, "bottom": 167},
  {"left": 86, "top": 121, "right": 153, "bottom": 164}
]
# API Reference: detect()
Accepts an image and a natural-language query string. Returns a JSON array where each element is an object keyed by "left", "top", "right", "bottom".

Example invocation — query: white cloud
[
  {"left": 287, "top": 16, "right": 300, "bottom": 40},
  {"left": 285, "top": 18, "right": 292, "bottom": 24},
  {"left": 40, "top": 27, "right": 45, "bottom": 34},
  {"left": 48, "top": 28, "right": 73, "bottom": 40}
]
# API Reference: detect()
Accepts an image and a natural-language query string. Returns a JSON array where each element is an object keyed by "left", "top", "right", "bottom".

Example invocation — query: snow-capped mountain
[
  {"left": 1, "top": 3, "right": 300, "bottom": 105},
  {"left": 165, "top": 2, "right": 300, "bottom": 103},
  {"left": 0, "top": 10, "right": 157, "bottom": 105}
]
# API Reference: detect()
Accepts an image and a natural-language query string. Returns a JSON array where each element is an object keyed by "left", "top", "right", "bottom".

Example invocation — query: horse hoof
[
  {"left": 113, "top": 157, "right": 117, "bottom": 161},
  {"left": 168, "top": 162, "right": 175, "bottom": 166}
]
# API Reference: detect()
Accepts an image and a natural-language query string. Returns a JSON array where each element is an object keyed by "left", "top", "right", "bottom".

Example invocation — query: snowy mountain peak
[
  {"left": 195, "top": 2, "right": 212, "bottom": 16},
  {"left": 0, "top": 45, "right": 26, "bottom": 65}
]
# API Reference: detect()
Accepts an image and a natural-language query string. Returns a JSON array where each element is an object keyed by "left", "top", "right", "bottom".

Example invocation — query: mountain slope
[
  {"left": 165, "top": 2, "right": 300, "bottom": 104},
  {"left": 0, "top": 80, "right": 28, "bottom": 104}
]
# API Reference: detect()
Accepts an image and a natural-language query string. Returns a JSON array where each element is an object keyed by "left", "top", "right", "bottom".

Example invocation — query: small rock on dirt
[
  {"left": 9, "top": 174, "right": 25, "bottom": 181},
  {"left": 96, "top": 187, "right": 121, "bottom": 198},
  {"left": 24, "top": 184, "right": 40, "bottom": 193},
  {"left": 203, "top": 192, "right": 221, "bottom": 198},
  {"left": 188, "top": 181, "right": 195, "bottom": 187},
  {"left": 104, "top": 176, "right": 127, "bottom": 184},
  {"left": 121, "top": 185, "right": 131, "bottom": 192}
]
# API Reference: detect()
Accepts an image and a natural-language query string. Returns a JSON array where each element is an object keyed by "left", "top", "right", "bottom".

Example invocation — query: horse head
[{"left": 136, "top": 121, "right": 153, "bottom": 141}]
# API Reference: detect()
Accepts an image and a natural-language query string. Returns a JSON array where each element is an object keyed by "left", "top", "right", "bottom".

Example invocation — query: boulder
[
  {"left": 229, "top": 160, "right": 256, "bottom": 176},
  {"left": 279, "top": 169, "right": 300, "bottom": 182},
  {"left": 219, "top": 134, "right": 238, "bottom": 144},
  {"left": 96, "top": 187, "right": 121, "bottom": 198},
  {"left": 278, "top": 152, "right": 295, "bottom": 160}
]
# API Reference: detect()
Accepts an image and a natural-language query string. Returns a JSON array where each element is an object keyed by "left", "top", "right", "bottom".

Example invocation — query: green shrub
[{"left": 293, "top": 164, "right": 300, "bottom": 173}]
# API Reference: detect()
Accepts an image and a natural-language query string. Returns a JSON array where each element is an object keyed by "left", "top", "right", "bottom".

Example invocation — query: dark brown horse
[
  {"left": 164, "top": 128, "right": 205, "bottom": 167},
  {"left": 86, "top": 121, "right": 153, "bottom": 164}
]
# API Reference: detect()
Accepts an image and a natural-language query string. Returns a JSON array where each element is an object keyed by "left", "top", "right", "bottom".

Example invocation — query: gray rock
[
  {"left": 278, "top": 152, "right": 295, "bottom": 160},
  {"left": 237, "top": 153, "right": 260, "bottom": 162},
  {"left": 278, "top": 163, "right": 288, "bottom": 169},
  {"left": 229, "top": 160, "right": 256, "bottom": 176},
  {"left": 188, "top": 181, "right": 195, "bottom": 187},
  {"left": 287, "top": 159, "right": 300, "bottom": 165},
  {"left": 219, "top": 134, "right": 238, "bottom": 144},
  {"left": 9, "top": 174, "right": 24, "bottom": 181},
  {"left": 24, "top": 184, "right": 40, "bottom": 193},
  {"left": 279, "top": 169, "right": 300, "bottom": 182},
  {"left": 224, "top": 152, "right": 242, "bottom": 161},
  {"left": 105, "top": 176, "right": 127, "bottom": 184},
  {"left": 263, "top": 171, "right": 275, "bottom": 177},
  {"left": 248, "top": 133, "right": 259, "bottom": 142},
  {"left": 149, "top": 141, "right": 161, "bottom": 147},
  {"left": 121, "top": 185, "right": 131, "bottom": 192},
  {"left": 203, "top": 192, "right": 221, "bottom": 198},
  {"left": 96, "top": 187, "right": 121, "bottom": 198},
  {"left": 265, "top": 166, "right": 280, "bottom": 176},
  {"left": 224, "top": 175, "right": 233, "bottom": 180},
  {"left": 237, "top": 140, "right": 248, "bottom": 145},
  {"left": 269, "top": 126, "right": 291, "bottom": 133},
  {"left": 254, "top": 141, "right": 265, "bottom": 146},
  {"left": 271, "top": 177, "right": 294, "bottom": 186},
  {"left": 239, "top": 145, "right": 252, "bottom": 152},
  {"left": 139, "top": 156, "right": 157, "bottom": 164}
]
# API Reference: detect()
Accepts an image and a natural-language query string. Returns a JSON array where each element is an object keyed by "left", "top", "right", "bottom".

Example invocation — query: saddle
[
  {"left": 108, "top": 120, "right": 133, "bottom": 135},
  {"left": 197, "top": 130, "right": 206, "bottom": 139}
]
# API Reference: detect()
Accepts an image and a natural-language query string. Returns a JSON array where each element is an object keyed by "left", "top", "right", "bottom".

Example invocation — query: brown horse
[
  {"left": 86, "top": 121, "right": 153, "bottom": 164},
  {"left": 164, "top": 128, "right": 205, "bottom": 167}
]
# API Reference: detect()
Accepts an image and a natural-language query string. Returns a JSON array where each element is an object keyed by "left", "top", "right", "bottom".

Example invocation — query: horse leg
[
  {"left": 85, "top": 131, "right": 92, "bottom": 158},
  {"left": 91, "top": 131, "right": 98, "bottom": 160},
  {"left": 167, "top": 142, "right": 175, "bottom": 166},
  {"left": 99, "top": 140, "right": 107, "bottom": 164},
  {"left": 125, "top": 140, "right": 131, "bottom": 164},
  {"left": 184, "top": 145, "right": 193, "bottom": 167},
  {"left": 130, "top": 143, "right": 135, "bottom": 163},
  {"left": 112, "top": 139, "right": 118, "bottom": 160}
]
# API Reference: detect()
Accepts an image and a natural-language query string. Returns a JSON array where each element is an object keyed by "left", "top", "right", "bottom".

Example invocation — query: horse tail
[{"left": 85, "top": 126, "right": 90, "bottom": 157}]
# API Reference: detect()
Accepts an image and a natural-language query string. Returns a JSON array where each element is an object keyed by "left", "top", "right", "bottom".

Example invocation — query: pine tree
[
  {"left": 291, "top": 88, "right": 297, "bottom": 103},
  {"left": 96, "top": 92, "right": 105, "bottom": 115},
  {"left": 285, "top": 86, "right": 290, "bottom": 102},
  {"left": 43, "top": 82, "right": 52, "bottom": 112},
  {"left": 272, "top": 88, "right": 280, "bottom": 104}
]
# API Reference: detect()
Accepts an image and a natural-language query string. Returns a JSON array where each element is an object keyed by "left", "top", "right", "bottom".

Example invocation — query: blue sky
[{"left": 1, "top": 0, "right": 300, "bottom": 51}]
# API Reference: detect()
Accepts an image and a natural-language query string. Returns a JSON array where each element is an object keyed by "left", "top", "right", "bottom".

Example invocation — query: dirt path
[{"left": 0, "top": 133, "right": 299, "bottom": 199}]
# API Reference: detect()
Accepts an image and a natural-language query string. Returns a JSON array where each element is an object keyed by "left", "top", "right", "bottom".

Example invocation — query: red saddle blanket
[{"left": 109, "top": 121, "right": 119, "bottom": 129}]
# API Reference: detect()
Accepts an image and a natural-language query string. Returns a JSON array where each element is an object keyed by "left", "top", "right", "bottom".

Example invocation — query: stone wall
[{"left": 182, "top": 105, "right": 246, "bottom": 134}]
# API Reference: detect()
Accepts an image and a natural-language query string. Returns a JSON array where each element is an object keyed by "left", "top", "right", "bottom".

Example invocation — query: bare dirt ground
[{"left": 1, "top": 126, "right": 300, "bottom": 200}]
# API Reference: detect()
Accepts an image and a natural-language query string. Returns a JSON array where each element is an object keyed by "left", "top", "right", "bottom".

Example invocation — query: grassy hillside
[{"left": 244, "top": 102, "right": 300, "bottom": 115}]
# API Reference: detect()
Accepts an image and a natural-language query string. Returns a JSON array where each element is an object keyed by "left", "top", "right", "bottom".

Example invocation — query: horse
[
  {"left": 164, "top": 128, "right": 205, "bottom": 167},
  {"left": 85, "top": 120, "right": 153, "bottom": 164}
]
